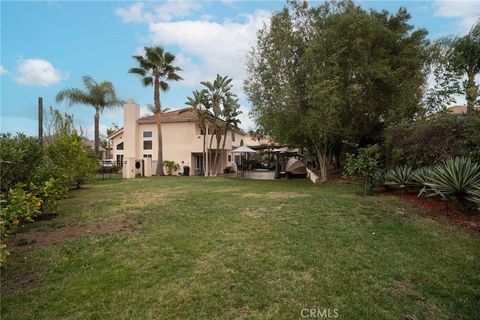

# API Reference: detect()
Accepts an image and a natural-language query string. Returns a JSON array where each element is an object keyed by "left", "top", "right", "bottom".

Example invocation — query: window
[
  {"left": 116, "top": 142, "right": 124, "bottom": 150},
  {"left": 143, "top": 140, "right": 152, "bottom": 150},
  {"left": 143, "top": 154, "right": 152, "bottom": 158},
  {"left": 228, "top": 155, "right": 232, "bottom": 162},
  {"left": 231, "top": 132, "right": 235, "bottom": 142},
  {"left": 143, "top": 131, "right": 152, "bottom": 138},
  {"left": 240, "top": 139, "right": 244, "bottom": 146},
  {"left": 116, "top": 154, "right": 124, "bottom": 166}
]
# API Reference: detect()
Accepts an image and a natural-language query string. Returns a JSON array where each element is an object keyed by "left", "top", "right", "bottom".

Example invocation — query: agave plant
[
  {"left": 385, "top": 165, "right": 414, "bottom": 187},
  {"left": 372, "top": 169, "right": 387, "bottom": 187},
  {"left": 410, "top": 167, "right": 433, "bottom": 197},
  {"left": 426, "top": 157, "right": 480, "bottom": 207}
]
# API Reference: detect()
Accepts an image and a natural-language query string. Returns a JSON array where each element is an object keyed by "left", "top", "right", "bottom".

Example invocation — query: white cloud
[
  {"left": 15, "top": 58, "right": 66, "bottom": 86},
  {"left": 115, "top": 1, "right": 202, "bottom": 23},
  {"left": 0, "top": 65, "right": 7, "bottom": 75},
  {"left": 115, "top": 2, "right": 153, "bottom": 23},
  {"left": 148, "top": 10, "right": 271, "bottom": 96},
  {"left": 154, "top": 0, "right": 202, "bottom": 22},
  {"left": 434, "top": 1, "right": 480, "bottom": 33}
]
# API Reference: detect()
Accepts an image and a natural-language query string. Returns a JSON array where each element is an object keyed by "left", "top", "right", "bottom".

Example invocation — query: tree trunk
[
  {"left": 215, "top": 127, "right": 229, "bottom": 176},
  {"left": 208, "top": 129, "right": 215, "bottom": 176},
  {"left": 154, "top": 77, "right": 164, "bottom": 176},
  {"left": 314, "top": 143, "right": 328, "bottom": 183},
  {"left": 94, "top": 108, "right": 100, "bottom": 155},
  {"left": 466, "top": 72, "right": 477, "bottom": 115},
  {"left": 212, "top": 133, "right": 222, "bottom": 177},
  {"left": 202, "top": 124, "right": 206, "bottom": 177}
]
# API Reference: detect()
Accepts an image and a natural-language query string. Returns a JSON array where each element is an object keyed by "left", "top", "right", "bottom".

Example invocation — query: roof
[
  {"left": 137, "top": 107, "right": 197, "bottom": 124},
  {"left": 107, "top": 107, "right": 247, "bottom": 139},
  {"left": 82, "top": 139, "right": 106, "bottom": 151},
  {"left": 447, "top": 105, "right": 479, "bottom": 115},
  {"left": 107, "top": 127, "right": 124, "bottom": 139}
]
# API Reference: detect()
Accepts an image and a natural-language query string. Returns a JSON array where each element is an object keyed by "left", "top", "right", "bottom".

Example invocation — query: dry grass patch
[
  {"left": 6, "top": 214, "right": 140, "bottom": 253},
  {"left": 241, "top": 192, "right": 309, "bottom": 200}
]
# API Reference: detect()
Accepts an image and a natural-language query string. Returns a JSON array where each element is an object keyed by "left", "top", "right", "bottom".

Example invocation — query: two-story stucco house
[{"left": 109, "top": 100, "right": 265, "bottom": 178}]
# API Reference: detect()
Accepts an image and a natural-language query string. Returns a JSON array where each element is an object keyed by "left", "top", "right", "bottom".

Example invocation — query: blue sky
[{"left": 1, "top": 0, "right": 479, "bottom": 138}]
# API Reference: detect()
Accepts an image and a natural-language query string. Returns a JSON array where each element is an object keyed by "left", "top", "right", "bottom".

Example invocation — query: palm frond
[
  {"left": 142, "top": 77, "right": 153, "bottom": 87},
  {"left": 55, "top": 88, "right": 91, "bottom": 106},
  {"left": 128, "top": 68, "right": 147, "bottom": 77},
  {"left": 159, "top": 80, "right": 169, "bottom": 92}
]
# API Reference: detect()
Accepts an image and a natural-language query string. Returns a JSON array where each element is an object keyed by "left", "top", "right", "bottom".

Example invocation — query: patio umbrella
[
  {"left": 232, "top": 146, "right": 257, "bottom": 176},
  {"left": 232, "top": 146, "right": 258, "bottom": 154}
]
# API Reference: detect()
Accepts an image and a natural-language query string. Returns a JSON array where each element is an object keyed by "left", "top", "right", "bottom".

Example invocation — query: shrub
[
  {"left": 45, "top": 113, "right": 99, "bottom": 189},
  {"left": 29, "top": 178, "right": 66, "bottom": 214},
  {"left": 425, "top": 157, "right": 480, "bottom": 209},
  {"left": 386, "top": 114, "right": 480, "bottom": 167},
  {"left": 163, "top": 160, "right": 180, "bottom": 176},
  {"left": 0, "top": 184, "right": 42, "bottom": 237},
  {"left": 344, "top": 145, "right": 382, "bottom": 195},
  {"left": 0, "top": 133, "right": 44, "bottom": 192}
]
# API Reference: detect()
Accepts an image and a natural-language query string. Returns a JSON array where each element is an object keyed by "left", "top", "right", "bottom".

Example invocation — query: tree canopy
[{"left": 245, "top": 0, "right": 429, "bottom": 181}]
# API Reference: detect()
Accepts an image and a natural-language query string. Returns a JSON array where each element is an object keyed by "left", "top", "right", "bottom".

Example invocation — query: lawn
[{"left": 1, "top": 177, "right": 479, "bottom": 319}]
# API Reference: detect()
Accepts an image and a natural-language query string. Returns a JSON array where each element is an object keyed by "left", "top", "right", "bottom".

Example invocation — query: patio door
[{"left": 192, "top": 153, "right": 204, "bottom": 176}]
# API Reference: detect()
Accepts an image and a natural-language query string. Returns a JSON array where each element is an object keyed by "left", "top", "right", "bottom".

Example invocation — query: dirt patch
[
  {"left": 240, "top": 205, "right": 285, "bottom": 218},
  {"left": 391, "top": 192, "right": 480, "bottom": 233},
  {"left": 241, "top": 208, "right": 265, "bottom": 218},
  {"left": 391, "top": 281, "right": 414, "bottom": 296},
  {"left": 241, "top": 192, "right": 308, "bottom": 200},
  {"left": 5, "top": 215, "right": 140, "bottom": 253},
  {"left": 1, "top": 270, "right": 42, "bottom": 294}
]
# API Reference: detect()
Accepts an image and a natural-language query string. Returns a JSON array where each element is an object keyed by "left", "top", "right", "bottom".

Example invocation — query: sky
[{"left": 1, "top": 0, "right": 479, "bottom": 138}]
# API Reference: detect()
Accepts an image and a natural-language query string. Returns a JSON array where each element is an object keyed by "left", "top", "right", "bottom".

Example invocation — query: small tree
[
  {"left": 163, "top": 160, "right": 180, "bottom": 176},
  {"left": 45, "top": 110, "right": 99, "bottom": 189},
  {"left": 344, "top": 145, "right": 382, "bottom": 196}
]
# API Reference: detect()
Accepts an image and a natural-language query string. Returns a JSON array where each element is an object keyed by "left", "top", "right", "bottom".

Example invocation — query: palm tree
[
  {"left": 434, "top": 19, "right": 480, "bottom": 114},
  {"left": 56, "top": 75, "right": 122, "bottom": 154},
  {"left": 200, "top": 75, "right": 241, "bottom": 176},
  {"left": 129, "top": 46, "right": 182, "bottom": 176},
  {"left": 185, "top": 89, "right": 209, "bottom": 176}
]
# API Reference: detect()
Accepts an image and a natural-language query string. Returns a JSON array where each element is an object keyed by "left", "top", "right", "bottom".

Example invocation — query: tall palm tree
[
  {"left": 434, "top": 19, "right": 480, "bottom": 114},
  {"left": 56, "top": 75, "right": 122, "bottom": 154},
  {"left": 129, "top": 46, "right": 182, "bottom": 176},
  {"left": 200, "top": 75, "right": 241, "bottom": 176},
  {"left": 186, "top": 89, "right": 209, "bottom": 176}
]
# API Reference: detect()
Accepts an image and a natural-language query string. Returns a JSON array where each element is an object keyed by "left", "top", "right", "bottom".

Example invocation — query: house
[
  {"left": 108, "top": 100, "right": 273, "bottom": 178},
  {"left": 81, "top": 138, "right": 108, "bottom": 160},
  {"left": 446, "top": 105, "right": 479, "bottom": 115}
]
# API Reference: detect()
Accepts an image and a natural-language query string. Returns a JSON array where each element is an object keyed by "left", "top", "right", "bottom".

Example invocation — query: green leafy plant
[
  {"left": 411, "top": 167, "right": 433, "bottom": 197},
  {"left": 372, "top": 169, "right": 387, "bottom": 188},
  {"left": 1, "top": 184, "right": 42, "bottom": 238},
  {"left": 30, "top": 178, "right": 66, "bottom": 214},
  {"left": 163, "top": 160, "right": 180, "bottom": 176},
  {"left": 344, "top": 145, "right": 382, "bottom": 196},
  {"left": 425, "top": 157, "right": 480, "bottom": 209},
  {"left": 385, "top": 165, "right": 414, "bottom": 187}
]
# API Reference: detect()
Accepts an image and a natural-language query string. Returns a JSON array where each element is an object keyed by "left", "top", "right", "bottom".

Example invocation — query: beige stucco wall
[{"left": 109, "top": 101, "right": 249, "bottom": 176}]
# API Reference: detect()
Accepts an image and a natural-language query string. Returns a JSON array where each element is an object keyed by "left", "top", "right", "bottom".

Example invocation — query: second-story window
[
  {"left": 143, "top": 131, "right": 152, "bottom": 138},
  {"left": 231, "top": 132, "right": 235, "bottom": 142},
  {"left": 116, "top": 142, "right": 124, "bottom": 150},
  {"left": 143, "top": 140, "right": 152, "bottom": 150}
]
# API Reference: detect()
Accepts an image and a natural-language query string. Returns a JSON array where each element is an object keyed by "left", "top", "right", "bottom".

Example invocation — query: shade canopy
[{"left": 232, "top": 146, "right": 258, "bottom": 154}]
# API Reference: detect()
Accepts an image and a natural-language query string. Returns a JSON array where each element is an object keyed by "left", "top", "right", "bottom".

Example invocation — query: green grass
[{"left": 1, "top": 177, "right": 479, "bottom": 319}]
